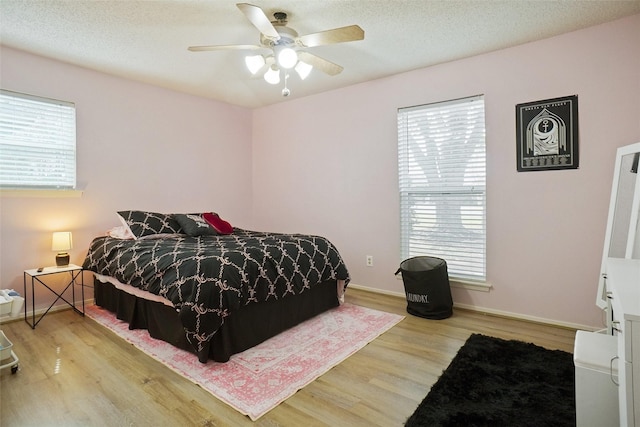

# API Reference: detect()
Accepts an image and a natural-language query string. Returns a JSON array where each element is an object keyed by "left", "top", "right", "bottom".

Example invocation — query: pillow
[
  {"left": 117, "top": 210, "right": 183, "bottom": 239},
  {"left": 107, "top": 225, "right": 135, "bottom": 240},
  {"left": 202, "top": 212, "right": 233, "bottom": 235},
  {"left": 173, "top": 214, "right": 219, "bottom": 237}
]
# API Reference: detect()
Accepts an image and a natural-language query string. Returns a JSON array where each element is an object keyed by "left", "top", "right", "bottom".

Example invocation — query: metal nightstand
[{"left": 23, "top": 264, "right": 84, "bottom": 329}]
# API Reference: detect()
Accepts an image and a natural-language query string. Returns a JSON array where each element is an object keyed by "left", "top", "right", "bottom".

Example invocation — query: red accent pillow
[{"left": 202, "top": 212, "right": 233, "bottom": 235}]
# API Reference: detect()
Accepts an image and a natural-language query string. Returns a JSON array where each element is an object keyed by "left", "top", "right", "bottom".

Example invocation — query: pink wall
[
  {"left": 0, "top": 47, "right": 253, "bottom": 309},
  {"left": 2, "top": 15, "right": 638, "bottom": 328},
  {"left": 251, "top": 14, "right": 640, "bottom": 328}
]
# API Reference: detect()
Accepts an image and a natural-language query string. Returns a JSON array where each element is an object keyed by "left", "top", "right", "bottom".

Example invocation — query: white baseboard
[
  {"left": 451, "top": 301, "right": 597, "bottom": 331},
  {"left": 348, "top": 282, "right": 406, "bottom": 298},
  {"left": 347, "top": 282, "right": 597, "bottom": 331},
  {"left": 0, "top": 298, "right": 94, "bottom": 325}
]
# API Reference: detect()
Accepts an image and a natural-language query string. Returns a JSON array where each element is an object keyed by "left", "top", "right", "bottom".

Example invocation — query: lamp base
[{"left": 56, "top": 253, "right": 70, "bottom": 267}]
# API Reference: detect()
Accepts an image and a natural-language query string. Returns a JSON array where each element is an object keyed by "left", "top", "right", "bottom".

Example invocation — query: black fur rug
[{"left": 405, "top": 334, "right": 575, "bottom": 427}]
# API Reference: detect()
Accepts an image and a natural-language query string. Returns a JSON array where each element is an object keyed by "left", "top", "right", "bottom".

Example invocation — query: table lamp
[{"left": 52, "top": 231, "right": 73, "bottom": 267}]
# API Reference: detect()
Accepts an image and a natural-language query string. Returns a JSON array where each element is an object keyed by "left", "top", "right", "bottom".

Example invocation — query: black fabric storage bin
[{"left": 396, "top": 256, "right": 453, "bottom": 319}]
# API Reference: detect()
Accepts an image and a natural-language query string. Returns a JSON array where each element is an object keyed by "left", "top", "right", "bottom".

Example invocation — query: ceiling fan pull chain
[
  {"left": 282, "top": 72, "right": 291, "bottom": 97},
  {"left": 188, "top": 4, "right": 364, "bottom": 98}
]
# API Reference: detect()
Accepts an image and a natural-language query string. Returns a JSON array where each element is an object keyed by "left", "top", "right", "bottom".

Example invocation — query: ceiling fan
[{"left": 188, "top": 3, "right": 364, "bottom": 96}]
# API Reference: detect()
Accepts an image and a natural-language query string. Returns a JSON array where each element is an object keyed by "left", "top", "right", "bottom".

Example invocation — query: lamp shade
[{"left": 52, "top": 231, "right": 73, "bottom": 252}]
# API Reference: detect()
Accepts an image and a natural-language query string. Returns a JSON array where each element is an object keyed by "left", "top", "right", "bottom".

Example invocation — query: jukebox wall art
[{"left": 516, "top": 95, "right": 579, "bottom": 172}]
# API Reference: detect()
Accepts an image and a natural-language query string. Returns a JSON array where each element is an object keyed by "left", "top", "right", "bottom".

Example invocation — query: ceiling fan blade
[
  {"left": 188, "top": 44, "right": 263, "bottom": 52},
  {"left": 298, "top": 25, "right": 364, "bottom": 48},
  {"left": 236, "top": 3, "right": 280, "bottom": 40},
  {"left": 298, "top": 51, "right": 343, "bottom": 76}
]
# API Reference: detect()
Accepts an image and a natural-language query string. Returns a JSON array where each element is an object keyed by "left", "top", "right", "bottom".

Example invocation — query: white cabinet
[
  {"left": 597, "top": 142, "right": 640, "bottom": 311},
  {"left": 606, "top": 258, "right": 640, "bottom": 427},
  {"left": 598, "top": 142, "right": 640, "bottom": 426}
]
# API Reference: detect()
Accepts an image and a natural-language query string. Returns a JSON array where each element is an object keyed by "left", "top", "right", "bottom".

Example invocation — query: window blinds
[
  {"left": 398, "top": 95, "right": 486, "bottom": 281},
  {"left": 0, "top": 89, "right": 76, "bottom": 189}
]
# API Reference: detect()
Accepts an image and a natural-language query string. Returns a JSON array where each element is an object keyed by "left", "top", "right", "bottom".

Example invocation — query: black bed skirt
[{"left": 93, "top": 278, "right": 341, "bottom": 362}]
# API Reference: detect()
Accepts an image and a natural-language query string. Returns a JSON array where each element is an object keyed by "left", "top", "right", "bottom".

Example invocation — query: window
[
  {"left": 398, "top": 95, "right": 486, "bottom": 281},
  {"left": 0, "top": 89, "right": 76, "bottom": 189}
]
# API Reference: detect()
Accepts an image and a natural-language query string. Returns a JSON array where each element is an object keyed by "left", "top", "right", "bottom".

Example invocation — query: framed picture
[{"left": 516, "top": 95, "right": 579, "bottom": 172}]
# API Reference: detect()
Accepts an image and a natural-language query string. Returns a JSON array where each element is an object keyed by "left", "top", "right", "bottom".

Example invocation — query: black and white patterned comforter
[{"left": 82, "top": 229, "right": 350, "bottom": 362}]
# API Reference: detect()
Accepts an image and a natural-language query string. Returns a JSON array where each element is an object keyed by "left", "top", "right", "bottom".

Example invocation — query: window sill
[{"left": 1, "top": 189, "right": 83, "bottom": 198}]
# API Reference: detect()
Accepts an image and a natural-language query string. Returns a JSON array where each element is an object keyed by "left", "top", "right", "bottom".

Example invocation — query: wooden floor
[{"left": 0, "top": 288, "right": 576, "bottom": 426}]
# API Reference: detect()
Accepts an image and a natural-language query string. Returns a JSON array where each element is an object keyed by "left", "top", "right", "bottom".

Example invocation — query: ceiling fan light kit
[
  {"left": 275, "top": 46, "right": 297, "bottom": 69},
  {"left": 188, "top": 3, "right": 364, "bottom": 97},
  {"left": 264, "top": 65, "right": 280, "bottom": 85},
  {"left": 294, "top": 61, "right": 312, "bottom": 80},
  {"left": 245, "top": 54, "right": 266, "bottom": 74}
]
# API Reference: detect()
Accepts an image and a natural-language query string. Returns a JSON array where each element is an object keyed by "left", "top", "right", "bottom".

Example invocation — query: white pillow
[{"left": 107, "top": 225, "right": 135, "bottom": 240}]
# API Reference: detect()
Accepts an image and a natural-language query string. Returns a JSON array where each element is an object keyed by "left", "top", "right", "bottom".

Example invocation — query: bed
[{"left": 82, "top": 211, "right": 350, "bottom": 363}]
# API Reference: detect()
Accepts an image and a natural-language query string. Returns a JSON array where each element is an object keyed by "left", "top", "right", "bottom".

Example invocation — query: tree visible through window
[
  {"left": 0, "top": 89, "right": 76, "bottom": 189},
  {"left": 398, "top": 95, "right": 486, "bottom": 281}
]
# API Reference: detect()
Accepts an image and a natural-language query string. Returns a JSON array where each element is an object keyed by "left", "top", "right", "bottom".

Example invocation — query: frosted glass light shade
[
  {"left": 277, "top": 47, "right": 297, "bottom": 69},
  {"left": 245, "top": 55, "right": 265, "bottom": 74},
  {"left": 295, "top": 61, "right": 312, "bottom": 80},
  {"left": 264, "top": 66, "right": 280, "bottom": 85}
]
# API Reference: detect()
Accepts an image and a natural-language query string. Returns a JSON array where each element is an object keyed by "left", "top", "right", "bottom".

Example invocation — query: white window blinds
[
  {"left": 398, "top": 95, "right": 486, "bottom": 281},
  {"left": 0, "top": 89, "right": 76, "bottom": 189}
]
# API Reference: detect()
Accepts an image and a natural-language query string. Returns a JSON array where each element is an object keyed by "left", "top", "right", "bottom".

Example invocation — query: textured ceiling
[{"left": 1, "top": 1, "right": 639, "bottom": 108}]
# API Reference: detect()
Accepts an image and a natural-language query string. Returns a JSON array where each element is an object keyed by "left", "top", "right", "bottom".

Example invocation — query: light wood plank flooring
[{"left": 1, "top": 288, "right": 576, "bottom": 426}]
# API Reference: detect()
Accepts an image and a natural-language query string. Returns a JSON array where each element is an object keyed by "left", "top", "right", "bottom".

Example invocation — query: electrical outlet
[{"left": 366, "top": 255, "right": 373, "bottom": 267}]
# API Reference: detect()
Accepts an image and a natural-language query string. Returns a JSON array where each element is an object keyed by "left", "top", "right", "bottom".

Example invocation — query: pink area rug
[{"left": 86, "top": 303, "right": 403, "bottom": 420}]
